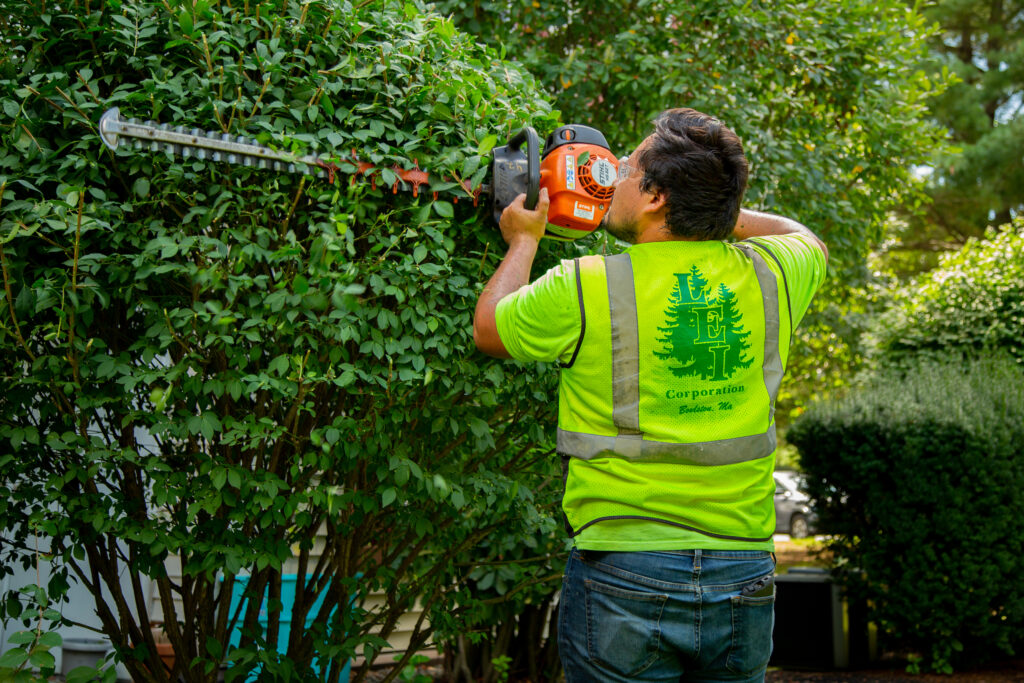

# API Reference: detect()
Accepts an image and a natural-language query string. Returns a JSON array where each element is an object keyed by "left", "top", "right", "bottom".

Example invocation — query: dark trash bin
[{"left": 770, "top": 567, "right": 876, "bottom": 669}]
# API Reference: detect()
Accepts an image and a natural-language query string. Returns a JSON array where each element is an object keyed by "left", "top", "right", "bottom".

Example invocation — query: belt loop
[{"left": 694, "top": 548, "right": 702, "bottom": 574}]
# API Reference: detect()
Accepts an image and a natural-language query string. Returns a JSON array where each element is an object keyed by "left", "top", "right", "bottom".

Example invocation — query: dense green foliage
[
  {"left": 434, "top": 0, "right": 955, "bottom": 423},
  {"left": 869, "top": 217, "right": 1024, "bottom": 365},
  {"left": 788, "top": 356, "right": 1024, "bottom": 673},
  {"left": 909, "top": 0, "right": 1024, "bottom": 246},
  {"left": 437, "top": 0, "right": 951, "bottom": 278},
  {"left": 0, "top": 1, "right": 570, "bottom": 681},
  {"left": 0, "top": 0, "right": 975, "bottom": 680}
]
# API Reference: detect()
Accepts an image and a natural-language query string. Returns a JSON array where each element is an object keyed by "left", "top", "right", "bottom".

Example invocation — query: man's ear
[{"left": 641, "top": 189, "right": 668, "bottom": 217}]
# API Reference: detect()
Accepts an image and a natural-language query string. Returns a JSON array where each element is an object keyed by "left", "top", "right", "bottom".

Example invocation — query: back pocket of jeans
[
  {"left": 584, "top": 578, "right": 667, "bottom": 677},
  {"left": 726, "top": 587, "right": 776, "bottom": 676}
]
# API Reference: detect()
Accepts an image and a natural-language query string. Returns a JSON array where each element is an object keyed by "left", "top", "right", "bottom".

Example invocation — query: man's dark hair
[{"left": 635, "top": 108, "right": 748, "bottom": 240}]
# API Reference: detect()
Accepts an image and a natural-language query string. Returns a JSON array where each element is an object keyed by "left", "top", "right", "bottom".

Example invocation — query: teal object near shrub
[{"left": 227, "top": 575, "right": 351, "bottom": 681}]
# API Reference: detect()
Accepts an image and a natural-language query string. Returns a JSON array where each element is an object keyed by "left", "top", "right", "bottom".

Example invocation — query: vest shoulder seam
[{"left": 737, "top": 239, "right": 793, "bottom": 338}]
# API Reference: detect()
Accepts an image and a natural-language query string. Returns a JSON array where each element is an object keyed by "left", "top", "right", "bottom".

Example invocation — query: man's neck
[{"left": 634, "top": 223, "right": 702, "bottom": 244}]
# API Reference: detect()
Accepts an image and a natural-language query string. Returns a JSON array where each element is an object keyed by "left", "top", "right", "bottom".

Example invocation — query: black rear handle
[{"left": 506, "top": 126, "right": 540, "bottom": 210}]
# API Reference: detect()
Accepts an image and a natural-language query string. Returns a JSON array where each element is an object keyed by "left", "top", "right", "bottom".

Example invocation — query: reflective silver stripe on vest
[
  {"left": 606, "top": 254, "right": 641, "bottom": 436},
  {"left": 557, "top": 427, "right": 778, "bottom": 465},
  {"left": 735, "top": 243, "right": 784, "bottom": 426},
  {"left": 558, "top": 245, "right": 784, "bottom": 465}
]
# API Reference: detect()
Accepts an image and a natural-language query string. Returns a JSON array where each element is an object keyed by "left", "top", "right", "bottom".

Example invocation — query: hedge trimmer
[{"left": 99, "top": 108, "right": 619, "bottom": 241}]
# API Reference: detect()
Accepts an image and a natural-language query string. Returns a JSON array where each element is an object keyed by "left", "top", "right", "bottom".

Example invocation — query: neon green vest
[{"left": 558, "top": 240, "right": 791, "bottom": 550}]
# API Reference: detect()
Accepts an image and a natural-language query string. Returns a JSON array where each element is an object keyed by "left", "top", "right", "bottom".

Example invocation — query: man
[{"left": 473, "top": 108, "right": 828, "bottom": 682}]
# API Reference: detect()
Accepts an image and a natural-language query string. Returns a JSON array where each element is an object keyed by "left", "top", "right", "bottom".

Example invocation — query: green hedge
[
  {"left": 0, "top": 1, "right": 568, "bottom": 681},
  {"left": 788, "top": 355, "right": 1024, "bottom": 673}
]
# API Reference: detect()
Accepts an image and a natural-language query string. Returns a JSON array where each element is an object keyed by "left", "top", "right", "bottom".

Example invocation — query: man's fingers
[
  {"left": 510, "top": 188, "right": 549, "bottom": 215},
  {"left": 535, "top": 187, "right": 550, "bottom": 213}
]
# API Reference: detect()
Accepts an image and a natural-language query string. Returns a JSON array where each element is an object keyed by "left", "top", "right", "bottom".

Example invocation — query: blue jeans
[{"left": 558, "top": 548, "right": 776, "bottom": 682}]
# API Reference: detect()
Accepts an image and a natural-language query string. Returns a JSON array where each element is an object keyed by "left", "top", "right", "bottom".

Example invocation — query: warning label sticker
[
  {"left": 573, "top": 201, "right": 595, "bottom": 220},
  {"left": 565, "top": 155, "right": 576, "bottom": 191}
]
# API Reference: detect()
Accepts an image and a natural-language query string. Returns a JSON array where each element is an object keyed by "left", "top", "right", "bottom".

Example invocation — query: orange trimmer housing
[{"left": 540, "top": 125, "right": 619, "bottom": 241}]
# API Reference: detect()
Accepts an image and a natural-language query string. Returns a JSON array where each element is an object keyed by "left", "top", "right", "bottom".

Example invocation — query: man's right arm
[{"left": 733, "top": 209, "right": 828, "bottom": 262}]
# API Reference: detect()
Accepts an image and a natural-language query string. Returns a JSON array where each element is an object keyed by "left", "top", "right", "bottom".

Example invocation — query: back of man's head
[{"left": 636, "top": 108, "right": 748, "bottom": 241}]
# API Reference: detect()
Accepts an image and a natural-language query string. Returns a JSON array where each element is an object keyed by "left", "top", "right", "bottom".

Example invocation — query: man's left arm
[{"left": 473, "top": 188, "right": 550, "bottom": 358}]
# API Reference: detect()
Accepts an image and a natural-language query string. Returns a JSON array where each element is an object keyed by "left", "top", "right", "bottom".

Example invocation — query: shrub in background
[
  {"left": 0, "top": 1, "right": 571, "bottom": 681},
  {"left": 788, "top": 355, "right": 1024, "bottom": 673},
  {"left": 869, "top": 217, "right": 1024, "bottom": 365}
]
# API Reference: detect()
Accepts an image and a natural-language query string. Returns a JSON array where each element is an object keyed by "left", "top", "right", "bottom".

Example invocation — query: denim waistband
[{"left": 642, "top": 549, "right": 772, "bottom": 560}]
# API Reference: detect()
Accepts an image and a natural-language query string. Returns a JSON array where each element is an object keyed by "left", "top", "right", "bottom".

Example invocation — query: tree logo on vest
[{"left": 655, "top": 265, "right": 753, "bottom": 381}]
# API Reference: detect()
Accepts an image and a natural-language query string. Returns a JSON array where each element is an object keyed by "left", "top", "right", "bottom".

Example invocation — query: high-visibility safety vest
[{"left": 557, "top": 239, "right": 795, "bottom": 550}]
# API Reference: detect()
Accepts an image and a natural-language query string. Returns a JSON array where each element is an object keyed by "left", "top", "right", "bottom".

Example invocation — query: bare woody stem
[{"left": 0, "top": 182, "right": 36, "bottom": 361}]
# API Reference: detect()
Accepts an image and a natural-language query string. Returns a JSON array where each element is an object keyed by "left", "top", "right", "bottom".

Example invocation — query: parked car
[{"left": 773, "top": 470, "right": 818, "bottom": 538}]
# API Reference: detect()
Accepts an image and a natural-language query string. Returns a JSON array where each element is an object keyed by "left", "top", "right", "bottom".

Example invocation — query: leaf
[
  {"left": 178, "top": 8, "right": 193, "bottom": 35},
  {"left": 5, "top": 596, "right": 22, "bottom": 619},
  {"left": 381, "top": 488, "right": 397, "bottom": 507},
  {"left": 0, "top": 647, "right": 28, "bottom": 668},
  {"left": 133, "top": 178, "right": 150, "bottom": 198},
  {"left": 433, "top": 200, "right": 453, "bottom": 218},
  {"left": 29, "top": 649, "right": 55, "bottom": 670},
  {"left": 7, "top": 631, "right": 36, "bottom": 645},
  {"left": 466, "top": 417, "right": 491, "bottom": 438},
  {"left": 205, "top": 637, "right": 223, "bottom": 660},
  {"left": 476, "top": 134, "right": 498, "bottom": 156},
  {"left": 477, "top": 572, "right": 495, "bottom": 591},
  {"left": 461, "top": 155, "right": 481, "bottom": 178},
  {"left": 67, "top": 666, "right": 104, "bottom": 683},
  {"left": 269, "top": 355, "right": 290, "bottom": 376},
  {"left": 37, "top": 632, "right": 62, "bottom": 648},
  {"left": 200, "top": 412, "right": 221, "bottom": 442}
]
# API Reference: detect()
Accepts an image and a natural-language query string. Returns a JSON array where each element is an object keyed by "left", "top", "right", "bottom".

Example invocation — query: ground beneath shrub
[{"left": 767, "top": 659, "right": 1024, "bottom": 682}]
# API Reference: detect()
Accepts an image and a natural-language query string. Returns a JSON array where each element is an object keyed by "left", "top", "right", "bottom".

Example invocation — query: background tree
[
  {"left": 0, "top": 1, "right": 569, "bottom": 681},
  {"left": 884, "top": 0, "right": 1024, "bottom": 277}
]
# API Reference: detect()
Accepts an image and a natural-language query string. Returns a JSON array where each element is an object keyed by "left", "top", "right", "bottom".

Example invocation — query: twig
[
  {"left": 54, "top": 86, "right": 95, "bottom": 131},
  {"left": 19, "top": 124, "right": 42, "bottom": 152},
  {"left": 0, "top": 182, "right": 36, "bottom": 361},
  {"left": 202, "top": 32, "right": 215, "bottom": 74},
  {"left": 478, "top": 572, "right": 563, "bottom": 605},
  {"left": 476, "top": 241, "right": 489, "bottom": 279},
  {"left": 24, "top": 86, "right": 64, "bottom": 114},
  {"left": 67, "top": 191, "right": 83, "bottom": 385},
  {"left": 281, "top": 177, "right": 307, "bottom": 237},
  {"left": 247, "top": 74, "right": 271, "bottom": 121},
  {"left": 75, "top": 70, "right": 103, "bottom": 105}
]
